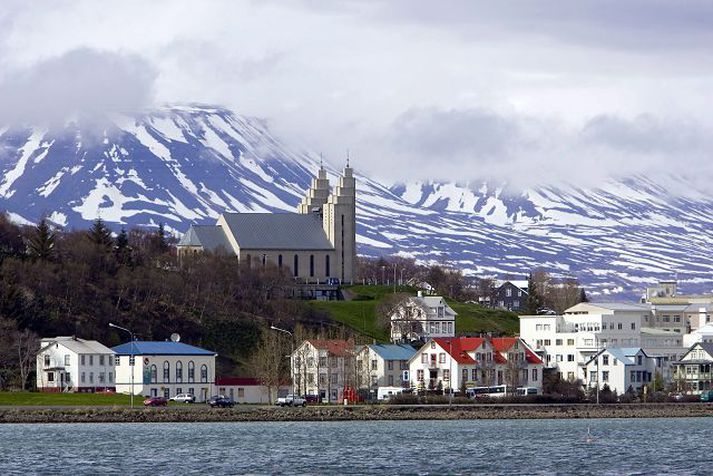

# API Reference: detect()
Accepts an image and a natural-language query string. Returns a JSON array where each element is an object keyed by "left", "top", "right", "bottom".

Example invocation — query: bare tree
[{"left": 248, "top": 327, "right": 289, "bottom": 403}]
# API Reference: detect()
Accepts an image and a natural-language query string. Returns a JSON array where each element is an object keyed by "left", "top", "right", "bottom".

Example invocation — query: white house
[
  {"left": 407, "top": 337, "right": 543, "bottom": 394},
  {"left": 292, "top": 339, "right": 355, "bottom": 403},
  {"left": 36, "top": 337, "right": 116, "bottom": 392},
  {"left": 390, "top": 291, "right": 457, "bottom": 343},
  {"left": 582, "top": 348, "right": 660, "bottom": 395},
  {"left": 215, "top": 377, "right": 290, "bottom": 404},
  {"left": 112, "top": 341, "right": 217, "bottom": 402},
  {"left": 671, "top": 342, "right": 713, "bottom": 395},
  {"left": 683, "top": 324, "right": 713, "bottom": 348},
  {"left": 356, "top": 343, "right": 416, "bottom": 389}
]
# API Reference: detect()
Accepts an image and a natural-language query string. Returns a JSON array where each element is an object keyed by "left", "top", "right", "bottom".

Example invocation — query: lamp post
[
  {"left": 270, "top": 325, "right": 296, "bottom": 398},
  {"left": 381, "top": 266, "right": 386, "bottom": 286},
  {"left": 109, "top": 322, "right": 135, "bottom": 407}
]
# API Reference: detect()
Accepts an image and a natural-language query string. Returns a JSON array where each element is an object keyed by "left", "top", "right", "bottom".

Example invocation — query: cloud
[
  {"left": 0, "top": 48, "right": 157, "bottom": 124},
  {"left": 376, "top": 107, "right": 713, "bottom": 190}
]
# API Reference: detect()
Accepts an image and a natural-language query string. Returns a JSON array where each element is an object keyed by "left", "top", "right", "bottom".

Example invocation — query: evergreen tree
[
  {"left": 88, "top": 218, "right": 113, "bottom": 248},
  {"left": 114, "top": 227, "right": 131, "bottom": 264},
  {"left": 526, "top": 273, "right": 543, "bottom": 314},
  {"left": 156, "top": 222, "right": 169, "bottom": 253},
  {"left": 27, "top": 218, "right": 56, "bottom": 260},
  {"left": 579, "top": 287, "right": 589, "bottom": 303}
]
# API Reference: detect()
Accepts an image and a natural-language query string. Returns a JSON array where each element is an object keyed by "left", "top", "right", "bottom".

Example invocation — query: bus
[
  {"left": 516, "top": 387, "right": 539, "bottom": 396},
  {"left": 467, "top": 385, "right": 508, "bottom": 399}
]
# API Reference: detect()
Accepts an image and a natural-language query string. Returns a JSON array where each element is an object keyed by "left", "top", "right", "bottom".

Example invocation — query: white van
[{"left": 377, "top": 386, "right": 405, "bottom": 401}]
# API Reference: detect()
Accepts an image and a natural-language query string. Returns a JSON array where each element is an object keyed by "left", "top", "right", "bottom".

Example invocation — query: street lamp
[
  {"left": 270, "top": 325, "right": 296, "bottom": 398},
  {"left": 109, "top": 322, "right": 135, "bottom": 407}
]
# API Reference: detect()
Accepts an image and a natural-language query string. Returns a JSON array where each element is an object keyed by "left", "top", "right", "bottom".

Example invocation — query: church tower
[
  {"left": 323, "top": 162, "right": 356, "bottom": 283},
  {"left": 297, "top": 163, "right": 331, "bottom": 214}
]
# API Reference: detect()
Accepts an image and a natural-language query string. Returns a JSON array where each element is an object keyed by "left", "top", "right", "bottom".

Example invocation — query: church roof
[
  {"left": 177, "top": 225, "right": 233, "bottom": 253},
  {"left": 221, "top": 212, "right": 334, "bottom": 250}
]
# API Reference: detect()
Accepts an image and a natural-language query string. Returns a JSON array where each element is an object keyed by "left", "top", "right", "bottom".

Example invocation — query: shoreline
[{"left": 1, "top": 403, "right": 712, "bottom": 423}]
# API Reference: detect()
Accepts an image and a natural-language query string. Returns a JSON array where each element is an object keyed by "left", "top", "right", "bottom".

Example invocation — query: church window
[
  {"left": 310, "top": 255, "right": 315, "bottom": 277},
  {"left": 325, "top": 255, "right": 330, "bottom": 277},
  {"left": 293, "top": 255, "right": 299, "bottom": 277},
  {"left": 262, "top": 254, "right": 267, "bottom": 267},
  {"left": 278, "top": 255, "right": 283, "bottom": 268},
  {"left": 245, "top": 254, "right": 251, "bottom": 269}
]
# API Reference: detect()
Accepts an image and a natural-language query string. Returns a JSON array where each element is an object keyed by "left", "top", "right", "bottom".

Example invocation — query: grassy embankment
[
  {"left": 0, "top": 392, "right": 136, "bottom": 406},
  {"left": 309, "top": 285, "right": 519, "bottom": 342}
]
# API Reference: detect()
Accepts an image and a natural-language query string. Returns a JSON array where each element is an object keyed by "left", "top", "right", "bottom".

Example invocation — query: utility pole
[{"left": 109, "top": 322, "right": 135, "bottom": 407}]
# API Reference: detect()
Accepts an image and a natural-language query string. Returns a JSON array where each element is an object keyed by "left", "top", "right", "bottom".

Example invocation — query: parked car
[
  {"left": 326, "top": 277, "right": 340, "bottom": 286},
  {"left": 303, "top": 394, "right": 320, "bottom": 405},
  {"left": 143, "top": 396, "right": 168, "bottom": 407},
  {"left": 169, "top": 393, "right": 196, "bottom": 404},
  {"left": 275, "top": 394, "right": 307, "bottom": 407},
  {"left": 207, "top": 395, "right": 234, "bottom": 408}
]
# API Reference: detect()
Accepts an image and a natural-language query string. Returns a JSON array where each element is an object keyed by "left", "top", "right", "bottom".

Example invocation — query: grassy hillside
[{"left": 309, "top": 285, "right": 519, "bottom": 342}]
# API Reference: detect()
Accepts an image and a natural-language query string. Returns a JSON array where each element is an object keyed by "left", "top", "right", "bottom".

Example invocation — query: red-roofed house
[
  {"left": 291, "top": 339, "right": 356, "bottom": 403},
  {"left": 407, "top": 336, "right": 544, "bottom": 393}
]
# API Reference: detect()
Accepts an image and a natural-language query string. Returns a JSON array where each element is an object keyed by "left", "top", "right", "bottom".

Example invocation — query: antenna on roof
[{"left": 170, "top": 333, "right": 181, "bottom": 343}]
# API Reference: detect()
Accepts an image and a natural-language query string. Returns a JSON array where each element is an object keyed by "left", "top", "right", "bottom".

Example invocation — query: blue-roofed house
[
  {"left": 112, "top": 340, "right": 218, "bottom": 402},
  {"left": 176, "top": 165, "right": 357, "bottom": 284},
  {"left": 582, "top": 347, "right": 660, "bottom": 396},
  {"left": 356, "top": 343, "right": 417, "bottom": 389}
]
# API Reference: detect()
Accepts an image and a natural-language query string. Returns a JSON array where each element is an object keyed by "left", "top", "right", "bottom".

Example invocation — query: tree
[
  {"left": 526, "top": 273, "right": 542, "bottom": 314},
  {"left": 27, "top": 218, "right": 56, "bottom": 261},
  {"left": 88, "top": 218, "right": 113, "bottom": 248},
  {"left": 114, "top": 228, "right": 132, "bottom": 265},
  {"left": 248, "top": 327, "right": 289, "bottom": 403}
]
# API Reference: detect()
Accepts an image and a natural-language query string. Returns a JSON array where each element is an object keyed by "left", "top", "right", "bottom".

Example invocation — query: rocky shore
[{"left": 1, "top": 403, "right": 711, "bottom": 424}]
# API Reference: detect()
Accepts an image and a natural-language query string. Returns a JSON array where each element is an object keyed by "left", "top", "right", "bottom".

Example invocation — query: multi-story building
[
  {"left": 112, "top": 341, "right": 217, "bottom": 402},
  {"left": 671, "top": 342, "right": 713, "bottom": 395},
  {"left": 36, "top": 336, "right": 116, "bottom": 393},
  {"left": 390, "top": 291, "right": 457, "bottom": 343},
  {"left": 520, "top": 302, "right": 683, "bottom": 383},
  {"left": 582, "top": 348, "right": 661, "bottom": 395},
  {"left": 292, "top": 339, "right": 355, "bottom": 403},
  {"left": 407, "top": 337, "right": 543, "bottom": 393},
  {"left": 493, "top": 280, "right": 529, "bottom": 312},
  {"left": 356, "top": 343, "right": 416, "bottom": 389}
]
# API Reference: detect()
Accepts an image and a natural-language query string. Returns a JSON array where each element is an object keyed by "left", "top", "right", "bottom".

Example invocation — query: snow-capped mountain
[{"left": 1, "top": 104, "right": 711, "bottom": 297}]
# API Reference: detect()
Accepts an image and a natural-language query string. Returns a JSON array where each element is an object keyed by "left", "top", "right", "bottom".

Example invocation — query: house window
[
  {"left": 417, "top": 369, "right": 424, "bottom": 381},
  {"left": 48, "top": 372, "right": 54, "bottom": 382},
  {"left": 472, "top": 369, "right": 477, "bottom": 380},
  {"left": 443, "top": 369, "right": 450, "bottom": 381},
  {"left": 89, "top": 355, "right": 94, "bottom": 366},
  {"left": 439, "top": 353, "right": 446, "bottom": 364},
  {"left": 163, "top": 361, "right": 170, "bottom": 382},
  {"left": 463, "top": 369, "right": 469, "bottom": 381},
  {"left": 307, "top": 373, "right": 314, "bottom": 384},
  {"left": 567, "top": 355, "right": 575, "bottom": 362},
  {"left": 506, "top": 288, "right": 512, "bottom": 297},
  {"left": 617, "top": 323, "right": 623, "bottom": 330},
  {"left": 238, "top": 388, "right": 245, "bottom": 398},
  {"left": 201, "top": 365, "right": 208, "bottom": 383},
  {"left": 544, "top": 339, "right": 551, "bottom": 346},
  {"left": 99, "top": 372, "right": 105, "bottom": 383},
  {"left": 637, "top": 355, "right": 643, "bottom": 365},
  {"left": 99, "top": 355, "right": 105, "bottom": 366},
  {"left": 555, "top": 339, "right": 562, "bottom": 346},
  {"left": 150, "top": 365, "right": 157, "bottom": 383},
  {"left": 532, "top": 369, "right": 538, "bottom": 381},
  {"left": 603, "top": 355, "right": 609, "bottom": 366},
  {"left": 556, "top": 355, "right": 563, "bottom": 362},
  {"left": 89, "top": 372, "right": 94, "bottom": 384},
  {"left": 44, "top": 355, "right": 51, "bottom": 367},
  {"left": 388, "top": 375, "right": 394, "bottom": 386},
  {"left": 567, "top": 372, "right": 575, "bottom": 381},
  {"left": 293, "top": 255, "right": 299, "bottom": 277},
  {"left": 81, "top": 372, "right": 85, "bottom": 383},
  {"left": 188, "top": 361, "right": 195, "bottom": 382},
  {"left": 602, "top": 371, "right": 609, "bottom": 382},
  {"left": 421, "top": 353, "right": 428, "bottom": 364},
  {"left": 64, "top": 355, "right": 70, "bottom": 366},
  {"left": 81, "top": 355, "right": 86, "bottom": 366},
  {"left": 176, "top": 361, "right": 183, "bottom": 383},
  {"left": 108, "top": 372, "right": 113, "bottom": 383},
  {"left": 387, "top": 360, "right": 394, "bottom": 371},
  {"left": 567, "top": 339, "right": 574, "bottom": 346},
  {"left": 115, "top": 356, "right": 120, "bottom": 365},
  {"left": 371, "top": 360, "right": 378, "bottom": 370}
]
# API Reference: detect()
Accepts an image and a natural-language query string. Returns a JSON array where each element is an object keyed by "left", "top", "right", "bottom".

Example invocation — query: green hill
[{"left": 308, "top": 285, "right": 519, "bottom": 342}]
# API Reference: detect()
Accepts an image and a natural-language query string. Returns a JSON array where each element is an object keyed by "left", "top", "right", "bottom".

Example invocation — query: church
[{"left": 177, "top": 164, "right": 356, "bottom": 284}]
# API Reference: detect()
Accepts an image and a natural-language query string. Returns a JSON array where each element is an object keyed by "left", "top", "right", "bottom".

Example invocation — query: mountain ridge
[{"left": 1, "top": 104, "right": 712, "bottom": 298}]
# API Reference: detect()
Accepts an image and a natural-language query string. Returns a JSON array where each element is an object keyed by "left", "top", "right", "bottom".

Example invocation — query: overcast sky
[{"left": 1, "top": 0, "right": 713, "bottom": 188}]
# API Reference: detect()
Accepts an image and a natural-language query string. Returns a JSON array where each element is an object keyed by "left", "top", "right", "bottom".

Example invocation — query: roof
[
  {"left": 433, "top": 337, "right": 485, "bottom": 364},
  {"left": 177, "top": 225, "right": 233, "bottom": 252},
  {"left": 585, "top": 347, "right": 647, "bottom": 366},
  {"left": 498, "top": 280, "right": 529, "bottom": 292},
  {"left": 40, "top": 337, "right": 115, "bottom": 355},
  {"left": 216, "top": 377, "right": 262, "bottom": 386},
  {"left": 306, "top": 339, "right": 353, "bottom": 356},
  {"left": 588, "top": 302, "right": 651, "bottom": 311},
  {"left": 413, "top": 296, "right": 458, "bottom": 316},
  {"left": 221, "top": 213, "right": 334, "bottom": 250},
  {"left": 490, "top": 337, "right": 543, "bottom": 364},
  {"left": 368, "top": 344, "right": 416, "bottom": 361},
  {"left": 691, "top": 325, "right": 713, "bottom": 335},
  {"left": 112, "top": 341, "right": 216, "bottom": 356}
]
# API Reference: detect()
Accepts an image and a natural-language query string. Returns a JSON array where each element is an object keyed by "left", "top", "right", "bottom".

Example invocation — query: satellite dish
[{"left": 170, "top": 333, "right": 181, "bottom": 343}]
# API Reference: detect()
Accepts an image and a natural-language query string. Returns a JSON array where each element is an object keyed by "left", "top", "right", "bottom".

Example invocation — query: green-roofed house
[{"left": 177, "top": 164, "right": 356, "bottom": 283}]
